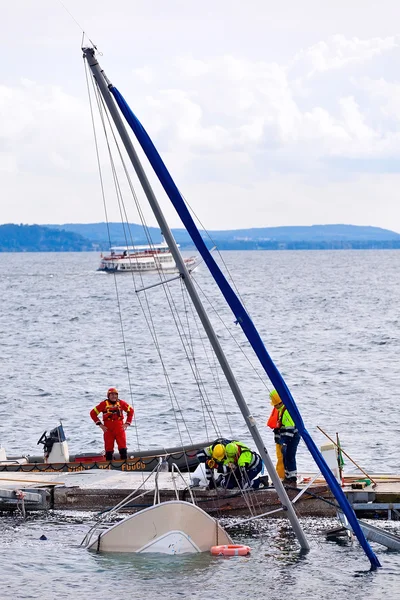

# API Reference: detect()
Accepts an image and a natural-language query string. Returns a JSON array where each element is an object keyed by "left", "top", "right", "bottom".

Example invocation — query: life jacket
[
  {"left": 234, "top": 443, "right": 262, "bottom": 470},
  {"left": 277, "top": 407, "right": 287, "bottom": 429},
  {"left": 103, "top": 400, "right": 124, "bottom": 422},
  {"left": 267, "top": 408, "right": 279, "bottom": 429}
]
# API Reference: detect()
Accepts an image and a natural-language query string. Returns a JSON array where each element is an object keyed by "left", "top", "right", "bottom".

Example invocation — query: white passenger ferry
[{"left": 98, "top": 240, "right": 196, "bottom": 273}]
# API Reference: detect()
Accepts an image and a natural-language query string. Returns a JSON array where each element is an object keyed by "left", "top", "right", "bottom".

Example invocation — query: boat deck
[{"left": 1, "top": 470, "right": 400, "bottom": 519}]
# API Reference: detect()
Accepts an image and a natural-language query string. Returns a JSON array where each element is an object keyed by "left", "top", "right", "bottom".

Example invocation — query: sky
[{"left": 2, "top": 0, "right": 400, "bottom": 232}]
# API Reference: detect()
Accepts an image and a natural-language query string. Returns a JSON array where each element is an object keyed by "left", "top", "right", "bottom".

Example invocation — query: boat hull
[
  {"left": 98, "top": 256, "right": 196, "bottom": 274},
  {"left": 0, "top": 442, "right": 205, "bottom": 473},
  {"left": 86, "top": 500, "right": 233, "bottom": 554}
]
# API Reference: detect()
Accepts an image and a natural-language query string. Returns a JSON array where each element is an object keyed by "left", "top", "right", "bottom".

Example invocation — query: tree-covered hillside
[
  {"left": 44, "top": 222, "right": 400, "bottom": 250},
  {"left": 2, "top": 222, "right": 400, "bottom": 251},
  {"left": 0, "top": 224, "right": 93, "bottom": 252}
]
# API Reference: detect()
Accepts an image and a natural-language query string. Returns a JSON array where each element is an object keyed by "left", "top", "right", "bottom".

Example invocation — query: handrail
[
  {"left": 170, "top": 462, "right": 196, "bottom": 505},
  {"left": 80, "top": 465, "right": 159, "bottom": 547}
]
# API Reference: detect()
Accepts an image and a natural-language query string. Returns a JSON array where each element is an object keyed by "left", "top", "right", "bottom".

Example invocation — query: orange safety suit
[
  {"left": 90, "top": 399, "right": 134, "bottom": 458},
  {"left": 266, "top": 407, "right": 285, "bottom": 479}
]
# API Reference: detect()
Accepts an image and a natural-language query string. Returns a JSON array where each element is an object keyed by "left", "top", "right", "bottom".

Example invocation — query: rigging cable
[
  {"left": 92, "top": 71, "right": 231, "bottom": 453},
  {"left": 84, "top": 59, "right": 142, "bottom": 455},
  {"left": 87, "top": 68, "right": 222, "bottom": 459}
]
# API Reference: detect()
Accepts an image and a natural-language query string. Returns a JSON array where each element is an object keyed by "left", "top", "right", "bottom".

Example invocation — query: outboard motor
[{"left": 37, "top": 423, "right": 69, "bottom": 463}]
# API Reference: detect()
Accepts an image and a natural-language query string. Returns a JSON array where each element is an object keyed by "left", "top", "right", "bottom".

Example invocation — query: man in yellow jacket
[
  {"left": 269, "top": 390, "right": 300, "bottom": 485},
  {"left": 196, "top": 438, "right": 232, "bottom": 489},
  {"left": 220, "top": 441, "right": 263, "bottom": 490}
]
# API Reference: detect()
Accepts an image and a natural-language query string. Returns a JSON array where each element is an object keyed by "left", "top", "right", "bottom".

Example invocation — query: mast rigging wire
[{"left": 85, "top": 65, "right": 232, "bottom": 457}]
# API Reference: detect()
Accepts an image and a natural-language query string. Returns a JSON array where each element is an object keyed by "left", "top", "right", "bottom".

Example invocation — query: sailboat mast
[{"left": 83, "top": 47, "right": 309, "bottom": 551}]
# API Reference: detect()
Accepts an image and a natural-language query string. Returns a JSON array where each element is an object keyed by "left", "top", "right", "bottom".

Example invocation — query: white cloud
[
  {"left": 128, "top": 37, "right": 400, "bottom": 174},
  {"left": 2, "top": 3, "right": 400, "bottom": 232},
  {"left": 0, "top": 152, "right": 17, "bottom": 173},
  {"left": 133, "top": 66, "right": 154, "bottom": 84},
  {"left": 291, "top": 34, "right": 398, "bottom": 78}
]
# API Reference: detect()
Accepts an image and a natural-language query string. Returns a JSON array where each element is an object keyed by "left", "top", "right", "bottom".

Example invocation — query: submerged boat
[
  {"left": 78, "top": 46, "right": 381, "bottom": 566},
  {"left": 98, "top": 240, "right": 196, "bottom": 273},
  {"left": 84, "top": 500, "right": 232, "bottom": 554}
]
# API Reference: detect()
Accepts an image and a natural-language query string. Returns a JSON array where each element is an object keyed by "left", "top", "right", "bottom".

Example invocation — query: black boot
[
  {"left": 283, "top": 477, "right": 297, "bottom": 487},
  {"left": 119, "top": 448, "right": 127, "bottom": 460},
  {"left": 257, "top": 475, "right": 269, "bottom": 488},
  {"left": 105, "top": 451, "right": 113, "bottom": 461}
]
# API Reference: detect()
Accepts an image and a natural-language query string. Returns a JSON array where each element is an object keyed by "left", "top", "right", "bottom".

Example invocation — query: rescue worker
[
  {"left": 221, "top": 441, "right": 263, "bottom": 490},
  {"left": 196, "top": 438, "right": 232, "bottom": 489},
  {"left": 90, "top": 388, "right": 134, "bottom": 461},
  {"left": 269, "top": 389, "right": 300, "bottom": 485},
  {"left": 266, "top": 399, "right": 285, "bottom": 480}
]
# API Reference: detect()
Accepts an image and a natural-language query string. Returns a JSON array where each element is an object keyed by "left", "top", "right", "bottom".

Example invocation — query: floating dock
[{"left": 0, "top": 469, "right": 400, "bottom": 519}]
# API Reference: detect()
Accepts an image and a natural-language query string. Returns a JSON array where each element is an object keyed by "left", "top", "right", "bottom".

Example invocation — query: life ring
[{"left": 210, "top": 544, "right": 251, "bottom": 557}]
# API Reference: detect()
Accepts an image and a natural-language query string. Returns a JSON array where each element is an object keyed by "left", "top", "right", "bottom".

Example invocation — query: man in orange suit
[{"left": 90, "top": 387, "right": 134, "bottom": 460}]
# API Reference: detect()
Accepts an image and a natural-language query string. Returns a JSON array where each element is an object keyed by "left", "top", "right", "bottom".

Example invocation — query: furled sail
[{"left": 109, "top": 85, "right": 381, "bottom": 569}]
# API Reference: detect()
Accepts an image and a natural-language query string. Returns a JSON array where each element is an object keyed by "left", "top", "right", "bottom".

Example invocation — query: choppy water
[{"left": 1, "top": 250, "right": 400, "bottom": 599}]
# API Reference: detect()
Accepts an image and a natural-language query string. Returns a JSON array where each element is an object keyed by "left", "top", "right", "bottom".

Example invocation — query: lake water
[{"left": 1, "top": 250, "right": 400, "bottom": 599}]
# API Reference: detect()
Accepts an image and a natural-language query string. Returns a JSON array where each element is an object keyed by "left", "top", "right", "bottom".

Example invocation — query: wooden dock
[{"left": 1, "top": 470, "right": 400, "bottom": 519}]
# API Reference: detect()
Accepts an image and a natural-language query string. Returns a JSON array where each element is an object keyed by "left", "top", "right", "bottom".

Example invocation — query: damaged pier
[{"left": 0, "top": 469, "right": 400, "bottom": 520}]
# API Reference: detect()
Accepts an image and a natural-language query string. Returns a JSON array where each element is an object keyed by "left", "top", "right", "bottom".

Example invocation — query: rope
[
  {"left": 192, "top": 274, "right": 273, "bottom": 395},
  {"left": 91, "top": 76, "right": 195, "bottom": 455},
  {"left": 88, "top": 71, "right": 229, "bottom": 459}
]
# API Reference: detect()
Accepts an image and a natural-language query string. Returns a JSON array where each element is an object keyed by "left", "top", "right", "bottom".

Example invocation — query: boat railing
[
  {"left": 80, "top": 465, "right": 159, "bottom": 548},
  {"left": 153, "top": 457, "right": 195, "bottom": 505},
  {"left": 81, "top": 457, "right": 197, "bottom": 548},
  {"left": 170, "top": 461, "right": 196, "bottom": 505},
  {"left": 104, "top": 248, "right": 171, "bottom": 259}
]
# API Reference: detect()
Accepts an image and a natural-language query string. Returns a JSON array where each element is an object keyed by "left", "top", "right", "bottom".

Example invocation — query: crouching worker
[
  {"left": 90, "top": 387, "right": 134, "bottom": 461},
  {"left": 196, "top": 439, "right": 232, "bottom": 489},
  {"left": 222, "top": 441, "right": 264, "bottom": 490}
]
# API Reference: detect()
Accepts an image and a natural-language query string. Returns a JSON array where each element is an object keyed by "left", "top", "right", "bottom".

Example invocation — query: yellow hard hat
[
  {"left": 270, "top": 390, "right": 282, "bottom": 406},
  {"left": 212, "top": 444, "right": 226, "bottom": 461}
]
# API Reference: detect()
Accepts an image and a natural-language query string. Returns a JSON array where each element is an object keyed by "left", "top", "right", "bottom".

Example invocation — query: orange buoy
[{"left": 210, "top": 544, "right": 251, "bottom": 557}]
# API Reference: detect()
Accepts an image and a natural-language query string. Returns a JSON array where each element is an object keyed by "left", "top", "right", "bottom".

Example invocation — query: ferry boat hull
[{"left": 98, "top": 241, "right": 196, "bottom": 273}]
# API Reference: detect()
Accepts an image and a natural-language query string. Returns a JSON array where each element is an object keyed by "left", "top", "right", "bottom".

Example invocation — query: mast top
[{"left": 83, "top": 47, "right": 112, "bottom": 87}]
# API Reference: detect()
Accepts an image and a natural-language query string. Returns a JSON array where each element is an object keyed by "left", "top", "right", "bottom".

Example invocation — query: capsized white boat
[
  {"left": 81, "top": 460, "right": 233, "bottom": 555},
  {"left": 86, "top": 500, "right": 232, "bottom": 554}
]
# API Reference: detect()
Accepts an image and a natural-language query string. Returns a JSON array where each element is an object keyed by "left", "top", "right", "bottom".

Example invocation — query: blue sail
[{"left": 110, "top": 85, "right": 381, "bottom": 569}]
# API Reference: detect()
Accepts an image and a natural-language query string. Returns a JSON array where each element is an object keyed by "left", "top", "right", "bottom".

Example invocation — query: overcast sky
[{"left": 2, "top": 0, "right": 400, "bottom": 232}]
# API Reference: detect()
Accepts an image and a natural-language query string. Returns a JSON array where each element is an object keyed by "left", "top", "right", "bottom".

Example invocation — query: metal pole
[
  {"left": 83, "top": 47, "right": 309, "bottom": 551},
  {"left": 319, "top": 426, "right": 377, "bottom": 487}
]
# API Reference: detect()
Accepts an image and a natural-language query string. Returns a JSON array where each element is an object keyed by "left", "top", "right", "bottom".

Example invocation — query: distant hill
[
  {"left": 205, "top": 224, "right": 400, "bottom": 242},
  {"left": 44, "top": 222, "right": 400, "bottom": 250},
  {"left": 1, "top": 223, "right": 400, "bottom": 252},
  {"left": 45, "top": 222, "right": 158, "bottom": 245},
  {"left": 0, "top": 224, "right": 93, "bottom": 252}
]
